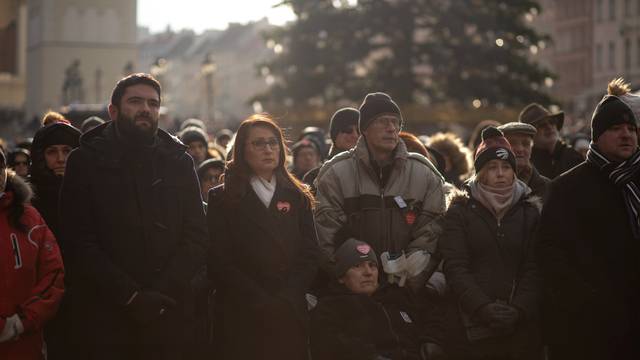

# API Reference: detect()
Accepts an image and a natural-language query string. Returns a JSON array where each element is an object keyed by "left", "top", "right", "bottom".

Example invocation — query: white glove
[
  {"left": 405, "top": 250, "right": 430, "bottom": 277},
  {"left": 381, "top": 252, "right": 409, "bottom": 287},
  {"left": 0, "top": 314, "right": 24, "bottom": 343}
]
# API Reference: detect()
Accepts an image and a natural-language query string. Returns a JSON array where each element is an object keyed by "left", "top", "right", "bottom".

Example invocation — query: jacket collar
[
  {"left": 79, "top": 122, "right": 187, "bottom": 167},
  {"left": 354, "top": 136, "right": 408, "bottom": 181}
]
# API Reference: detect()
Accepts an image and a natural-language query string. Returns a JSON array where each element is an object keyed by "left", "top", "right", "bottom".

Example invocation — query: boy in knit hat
[
  {"left": 314, "top": 92, "right": 446, "bottom": 292},
  {"left": 537, "top": 78, "right": 640, "bottom": 359},
  {"left": 302, "top": 107, "right": 360, "bottom": 188},
  {"left": 310, "top": 238, "right": 445, "bottom": 360}
]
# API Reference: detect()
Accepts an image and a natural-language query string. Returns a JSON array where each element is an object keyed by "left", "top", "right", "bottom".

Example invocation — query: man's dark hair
[{"left": 110, "top": 73, "right": 161, "bottom": 108}]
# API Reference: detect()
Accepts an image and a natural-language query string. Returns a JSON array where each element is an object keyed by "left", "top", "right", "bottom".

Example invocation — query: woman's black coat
[
  {"left": 439, "top": 189, "right": 542, "bottom": 359},
  {"left": 207, "top": 175, "right": 319, "bottom": 360}
]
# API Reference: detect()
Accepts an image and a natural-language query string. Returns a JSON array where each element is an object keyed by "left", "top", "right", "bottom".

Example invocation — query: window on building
[
  {"left": 596, "top": 43, "right": 603, "bottom": 70},
  {"left": 609, "top": 41, "right": 616, "bottom": 69},
  {"left": 637, "top": 38, "right": 640, "bottom": 67},
  {"left": 624, "top": 38, "right": 631, "bottom": 70},
  {"left": 610, "top": 0, "right": 617, "bottom": 20},
  {"left": 625, "top": 0, "right": 632, "bottom": 15},
  {"left": 597, "top": 0, "right": 604, "bottom": 21}
]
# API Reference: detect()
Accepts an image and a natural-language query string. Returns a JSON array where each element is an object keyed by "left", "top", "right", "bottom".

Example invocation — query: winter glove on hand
[
  {"left": 420, "top": 342, "right": 445, "bottom": 360},
  {"left": 126, "top": 291, "right": 177, "bottom": 326},
  {"left": 477, "top": 302, "right": 514, "bottom": 324},
  {"left": 0, "top": 314, "right": 24, "bottom": 343},
  {"left": 489, "top": 305, "right": 519, "bottom": 334}
]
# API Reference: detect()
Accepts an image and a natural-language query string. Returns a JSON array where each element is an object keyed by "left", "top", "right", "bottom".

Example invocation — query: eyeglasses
[{"left": 250, "top": 138, "right": 280, "bottom": 151}]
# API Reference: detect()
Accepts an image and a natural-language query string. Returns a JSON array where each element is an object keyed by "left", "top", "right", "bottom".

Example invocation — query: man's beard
[{"left": 116, "top": 112, "right": 158, "bottom": 144}]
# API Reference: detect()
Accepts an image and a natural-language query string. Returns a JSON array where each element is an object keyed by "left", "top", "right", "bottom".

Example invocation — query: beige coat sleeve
[
  {"left": 313, "top": 165, "right": 348, "bottom": 261},
  {"left": 407, "top": 169, "right": 446, "bottom": 254}
]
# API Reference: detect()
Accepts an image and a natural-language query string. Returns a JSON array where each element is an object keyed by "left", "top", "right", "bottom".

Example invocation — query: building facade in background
[
  {"left": 25, "top": 0, "right": 137, "bottom": 120},
  {"left": 534, "top": 0, "right": 640, "bottom": 128}
]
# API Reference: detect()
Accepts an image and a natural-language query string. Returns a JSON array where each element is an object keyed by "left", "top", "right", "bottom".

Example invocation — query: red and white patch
[
  {"left": 277, "top": 201, "right": 291, "bottom": 213},
  {"left": 356, "top": 244, "right": 371, "bottom": 255},
  {"left": 405, "top": 211, "right": 416, "bottom": 225}
]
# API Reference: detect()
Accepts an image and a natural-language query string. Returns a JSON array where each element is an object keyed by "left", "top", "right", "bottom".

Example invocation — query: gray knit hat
[{"left": 335, "top": 238, "right": 378, "bottom": 277}]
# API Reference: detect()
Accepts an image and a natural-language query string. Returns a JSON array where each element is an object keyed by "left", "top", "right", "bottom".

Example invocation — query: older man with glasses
[{"left": 314, "top": 92, "right": 446, "bottom": 293}]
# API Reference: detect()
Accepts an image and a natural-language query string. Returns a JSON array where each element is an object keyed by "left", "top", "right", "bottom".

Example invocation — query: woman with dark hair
[
  {"left": 207, "top": 114, "right": 319, "bottom": 360},
  {"left": 440, "top": 127, "right": 541, "bottom": 360},
  {"left": 7, "top": 148, "right": 31, "bottom": 178},
  {"left": 0, "top": 150, "right": 65, "bottom": 359}
]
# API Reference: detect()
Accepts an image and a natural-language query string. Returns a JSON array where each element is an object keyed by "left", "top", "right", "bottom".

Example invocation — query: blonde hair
[{"left": 608, "top": 77, "right": 631, "bottom": 96}]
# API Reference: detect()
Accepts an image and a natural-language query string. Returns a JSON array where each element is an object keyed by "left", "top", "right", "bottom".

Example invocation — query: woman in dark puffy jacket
[
  {"left": 440, "top": 127, "right": 541, "bottom": 360},
  {"left": 310, "top": 238, "right": 445, "bottom": 360}
]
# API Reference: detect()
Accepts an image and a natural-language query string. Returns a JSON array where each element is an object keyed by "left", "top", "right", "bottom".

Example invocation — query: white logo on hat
[{"left": 496, "top": 148, "right": 509, "bottom": 159}]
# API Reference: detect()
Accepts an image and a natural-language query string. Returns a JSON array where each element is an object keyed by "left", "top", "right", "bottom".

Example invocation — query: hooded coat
[
  {"left": 0, "top": 174, "right": 64, "bottom": 360},
  {"left": 440, "top": 187, "right": 542, "bottom": 359},
  {"left": 59, "top": 122, "right": 208, "bottom": 349}
]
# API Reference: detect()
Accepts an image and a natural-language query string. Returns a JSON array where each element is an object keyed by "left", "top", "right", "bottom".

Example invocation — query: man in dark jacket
[
  {"left": 311, "top": 238, "right": 444, "bottom": 360},
  {"left": 498, "top": 122, "right": 550, "bottom": 202},
  {"left": 537, "top": 78, "right": 640, "bottom": 359},
  {"left": 519, "top": 103, "right": 583, "bottom": 179},
  {"left": 60, "top": 73, "right": 208, "bottom": 359}
]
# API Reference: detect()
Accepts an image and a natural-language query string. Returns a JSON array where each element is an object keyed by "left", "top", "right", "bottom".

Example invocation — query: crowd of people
[{"left": 0, "top": 72, "right": 639, "bottom": 360}]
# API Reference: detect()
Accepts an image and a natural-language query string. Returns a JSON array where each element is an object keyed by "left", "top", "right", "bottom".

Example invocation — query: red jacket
[{"left": 0, "top": 174, "right": 64, "bottom": 360}]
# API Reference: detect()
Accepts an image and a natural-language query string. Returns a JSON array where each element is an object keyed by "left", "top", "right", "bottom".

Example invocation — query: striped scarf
[{"left": 586, "top": 143, "right": 640, "bottom": 239}]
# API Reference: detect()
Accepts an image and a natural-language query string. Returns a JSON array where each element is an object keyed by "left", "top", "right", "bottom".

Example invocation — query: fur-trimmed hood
[{"left": 3, "top": 173, "right": 33, "bottom": 206}]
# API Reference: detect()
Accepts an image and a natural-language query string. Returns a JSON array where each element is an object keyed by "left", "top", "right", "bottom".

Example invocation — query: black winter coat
[
  {"left": 531, "top": 140, "right": 583, "bottom": 179},
  {"left": 207, "top": 175, "right": 319, "bottom": 360},
  {"left": 310, "top": 284, "right": 444, "bottom": 360},
  {"left": 59, "top": 122, "right": 208, "bottom": 347},
  {"left": 526, "top": 166, "right": 550, "bottom": 204},
  {"left": 440, "top": 189, "right": 541, "bottom": 359},
  {"left": 536, "top": 162, "right": 640, "bottom": 359}
]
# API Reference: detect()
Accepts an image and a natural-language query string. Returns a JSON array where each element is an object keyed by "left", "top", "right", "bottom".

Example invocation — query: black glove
[
  {"left": 421, "top": 342, "right": 445, "bottom": 360},
  {"left": 126, "top": 291, "right": 177, "bottom": 325},
  {"left": 477, "top": 302, "right": 516, "bottom": 325}
]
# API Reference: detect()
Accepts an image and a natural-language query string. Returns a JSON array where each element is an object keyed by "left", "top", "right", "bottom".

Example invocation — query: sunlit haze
[{"left": 137, "top": 0, "right": 296, "bottom": 33}]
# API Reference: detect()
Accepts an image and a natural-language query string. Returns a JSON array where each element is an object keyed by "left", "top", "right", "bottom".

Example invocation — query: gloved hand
[
  {"left": 477, "top": 302, "right": 517, "bottom": 325},
  {"left": 126, "top": 291, "right": 177, "bottom": 326},
  {"left": 421, "top": 342, "right": 445, "bottom": 360},
  {"left": 0, "top": 314, "right": 24, "bottom": 343},
  {"left": 489, "top": 305, "right": 519, "bottom": 333}
]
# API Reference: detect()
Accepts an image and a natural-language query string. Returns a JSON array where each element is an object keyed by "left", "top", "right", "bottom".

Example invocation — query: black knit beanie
[
  {"left": 334, "top": 238, "right": 378, "bottom": 278},
  {"left": 179, "top": 126, "right": 209, "bottom": 146},
  {"left": 591, "top": 96, "right": 639, "bottom": 141},
  {"left": 329, "top": 107, "right": 359, "bottom": 142},
  {"left": 358, "top": 92, "right": 402, "bottom": 133},
  {"left": 474, "top": 127, "right": 517, "bottom": 173}
]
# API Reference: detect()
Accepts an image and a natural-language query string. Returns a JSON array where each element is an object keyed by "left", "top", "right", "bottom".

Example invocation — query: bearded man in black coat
[
  {"left": 537, "top": 79, "right": 640, "bottom": 359},
  {"left": 60, "top": 73, "right": 208, "bottom": 359}
]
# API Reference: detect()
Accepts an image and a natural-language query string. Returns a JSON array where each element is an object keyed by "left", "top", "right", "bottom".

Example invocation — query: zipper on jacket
[
  {"left": 379, "top": 166, "right": 388, "bottom": 251},
  {"left": 380, "top": 302, "right": 401, "bottom": 349}
]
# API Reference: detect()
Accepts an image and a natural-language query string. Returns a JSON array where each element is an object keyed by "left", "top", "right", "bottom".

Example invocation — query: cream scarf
[
  {"left": 250, "top": 174, "right": 276, "bottom": 208},
  {"left": 469, "top": 176, "right": 529, "bottom": 221}
]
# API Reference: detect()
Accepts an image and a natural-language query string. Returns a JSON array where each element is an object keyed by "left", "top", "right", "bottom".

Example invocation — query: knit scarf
[
  {"left": 470, "top": 176, "right": 529, "bottom": 222},
  {"left": 586, "top": 143, "right": 640, "bottom": 239}
]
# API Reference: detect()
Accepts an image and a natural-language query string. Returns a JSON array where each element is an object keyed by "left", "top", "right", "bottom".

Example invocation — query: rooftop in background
[{"left": 137, "top": 0, "right": 295, "bottom": 34}]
